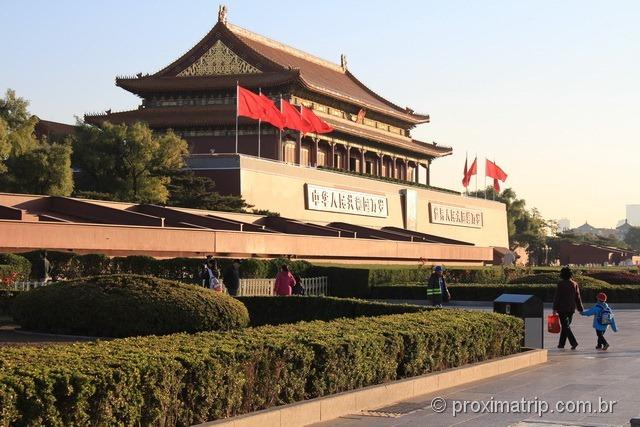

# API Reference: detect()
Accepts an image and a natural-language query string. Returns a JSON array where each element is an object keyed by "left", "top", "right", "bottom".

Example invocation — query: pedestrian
[
  {"left": 274, "top": 264, "right": 295, "bottom": 296},
  {"left": 580, "top": 292, "right": 618, "bottom": 351},
  {"left": 201, "top": 256, "right": 213, "bottom": 288},
  {"left": 35, "top": 250, "right": 51, "bottom": 285},
  {"left": 209, "top": 269, "right": 222, "bottom": 292},
  {"left": 292, "top": 273, "right": 305, "bottom": 295},
  {"left": 223, "top": 259, "right": 241, "bottom": 296},
  {"left": 552, "top": 266, "right": 584, "bottom": 350},
  {"left": 426, "top": 265, "right": 450, "bottom": 307}
]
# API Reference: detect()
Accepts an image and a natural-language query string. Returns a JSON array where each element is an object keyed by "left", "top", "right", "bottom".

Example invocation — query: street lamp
[{"left": 543, "top": 245, "right": 550, "bottom": 266}]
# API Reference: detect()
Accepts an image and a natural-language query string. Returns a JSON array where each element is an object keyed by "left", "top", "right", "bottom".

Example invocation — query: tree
[
  {"left": 166, "top": 171, "right": 251, "bottom": 212},
  {"left": 0, "top": 89, "right": 73, "bottom": 195},
  {"left": 5, "top": 143, "right": 73, "bottom": 196},
  {"left": 73, "top": 122, "right": 188, "bottom": 203},
  {"left": 624, "top": 226, "right": 640, "bottom": 251},
  {"left": 469, "top": 186, "right": 555, "bottom": 263}
]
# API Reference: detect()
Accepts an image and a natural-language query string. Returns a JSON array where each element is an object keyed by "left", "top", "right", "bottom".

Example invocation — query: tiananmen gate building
[{"left": 0, "top": 6, "right": 508, "bottom": 264}]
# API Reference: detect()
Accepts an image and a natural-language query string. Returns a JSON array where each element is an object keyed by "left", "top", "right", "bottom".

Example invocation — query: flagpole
[
  {"left": 257, "top": 88, "right": 262, "bottom": 158},
  {"left": 493, "top": 157, "right": 496, "bottom": 201},
  {"left": 235, "top": 82, "right": 239, "bottom": 154},
  {"left": 475, "top": 153, "right": 478, "bottom": 198},
  {"left": 464, "top": 151, "right": 468, "bottom": 196},
  {"left": 278, "top": 95, "right": 283, "bottom": 162},
  {"left": 484, "top": 157, "right": 487, "bottom": 200}
]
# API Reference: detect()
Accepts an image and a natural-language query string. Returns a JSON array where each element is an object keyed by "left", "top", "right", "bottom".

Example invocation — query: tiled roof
[{"left": 116, "top": 71, "right": 299, "bottom": 95}]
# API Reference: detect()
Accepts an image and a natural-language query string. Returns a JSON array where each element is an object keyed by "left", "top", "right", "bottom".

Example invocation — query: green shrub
[
  {"left": 0, "top": 253, "right": 31, "bottom": 281},
  {"left": 446, "top": 283, "right": 639, "bottom": 303},
  {"left": 0, "top": 309, "right": 522, "bottom": 426},
  {"left": 0, "top": 290, "right": 21, "bottom": 317},
  {"left": 508, "top": 273, "right": 609, "bottom": 288},
  {"left": 372, "top": 285, "right": 430, "bottom": 300},
  {"left": 11, "top": 274, "right": 249, "bottom": 337},
  {"left": 372, "top": 282, "right": 640, "bottom": 303},
  {"left": 238, "top": 296, "right": 425, "bottom": 326},
  {"left": 307, "top": 266, "right": 370, "bottom": 297},
  {"left": 584, "top": 271, "right": 640, "bottom": 285}
]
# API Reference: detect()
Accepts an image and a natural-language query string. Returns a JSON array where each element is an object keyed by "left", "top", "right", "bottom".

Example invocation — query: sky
[{"left": 2, "top": 0, "right": 639, "bottom": 228}]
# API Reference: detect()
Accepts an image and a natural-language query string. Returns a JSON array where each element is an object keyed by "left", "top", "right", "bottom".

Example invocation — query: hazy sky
[{"left": 2, "top": 1, "right": 639, "bottom": 228}]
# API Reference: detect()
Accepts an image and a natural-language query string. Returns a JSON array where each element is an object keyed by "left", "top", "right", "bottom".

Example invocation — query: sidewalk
[{"left": 314, "top": 307, "right": 640, "bottom": 427}]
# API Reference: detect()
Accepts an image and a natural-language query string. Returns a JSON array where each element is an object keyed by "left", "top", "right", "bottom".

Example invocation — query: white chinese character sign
[
  {"left": 305, "top": 184, "right": 388, "bottom": 218},
  {"left": 429, "top": 202, "right": 483, "bottom": 228}
]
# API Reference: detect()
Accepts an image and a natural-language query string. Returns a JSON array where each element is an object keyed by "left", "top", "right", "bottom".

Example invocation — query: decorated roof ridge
[
  {"left": 226, "top": 23, "right": 345, "bottom": 74},
  {"left": 412, "top": 139, "right": 453, "bottom": 152}
]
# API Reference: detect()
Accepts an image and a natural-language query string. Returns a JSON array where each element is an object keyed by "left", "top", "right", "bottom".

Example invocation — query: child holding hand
[{"left": 580, "top": 292, "right": 618, "bottom": 350}]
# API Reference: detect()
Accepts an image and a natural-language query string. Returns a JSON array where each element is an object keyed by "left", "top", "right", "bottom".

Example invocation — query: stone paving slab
[{"left": 314, "top": 307, "right": 640, "bottom": 427}]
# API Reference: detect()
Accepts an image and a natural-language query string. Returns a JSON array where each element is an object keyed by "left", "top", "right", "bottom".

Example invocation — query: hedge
[
  {"left": 0, "top": 291, "right": 18, "bottom": 317},
  {"left": 0, "top": 254, "right": 31, "bottom": 282},
  {"left": 238, "top": 296, "right": 425, "bottom": 326},
  {"left": 584, "top": 271, "right": 640, "bottom": 285},
  {"left": 16, "top": 251, "right": 312, "bottom": 283},
  {"left": 307, "top": 265, "right": 371, "bottom": 297},
  {"left": 12, "top": 275, "right": 249, "bottom": 337},
  {"left": 372, "top": 283, "right": 640, "bottom": 303},
  {"left": 508, "top": 273, "right": 609, "bottom": 288},
  {"left": 0, "top": 309, "right": 522, "bottom": 426}
]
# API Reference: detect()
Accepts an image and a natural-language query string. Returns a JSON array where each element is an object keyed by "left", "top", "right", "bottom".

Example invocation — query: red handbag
[{"left": 547, "top": 314, "right": 561, "bottom": 334}]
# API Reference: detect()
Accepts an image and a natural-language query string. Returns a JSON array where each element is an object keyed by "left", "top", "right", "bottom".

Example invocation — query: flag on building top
[
  {"left": 485, "top": 159, "right": 507, "bottom": 192},
  {"left": 280, "top": 99, "right": 314, "bottom": 134},
  {"left": 301, "top": 106, "right": 334, "bottom": 134},
  {"left": 462, "top": 156, "right": 477, "bottom": 188},
  {"left": 258, "top": 93, "right": 285, "bottom": 130},
  {"left": 237, "top": 86, "right": 265, "bottom": 121}
]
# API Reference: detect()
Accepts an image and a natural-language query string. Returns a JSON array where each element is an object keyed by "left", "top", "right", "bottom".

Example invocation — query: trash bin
[{"left": 494, "top": 294, "right": 543, "bottom": 348}]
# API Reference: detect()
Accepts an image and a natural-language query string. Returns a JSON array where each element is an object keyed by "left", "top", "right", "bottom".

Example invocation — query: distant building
[
  {"left": 572, "top": 222, "right": 599, "bottom": 236},
  {"left": 558, "top": 241, "right": 636, "bottom": 266},
  {"left": 627, "top": 205, "right": 640, "bottom": 226},
  {"left": 616, "top": 219, "right": 634, "bottom": 240},
  {"left": 557, "top": 218, "right": 570, "bottom": 232}
]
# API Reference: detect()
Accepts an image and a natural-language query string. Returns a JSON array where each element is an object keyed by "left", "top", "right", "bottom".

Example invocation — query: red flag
[
  {"left": 485, "top": 159, "right": 507, "bottom": 182},
  {"left": 493, "top": 178, "right": 501, "bottom": 192},
  {"left": 462, "top": 156, "right": 477, "bottom": 188},
  {"left": 300, "top": 106, "right": 333, "bottom": 134},
  {"left": 258, "top": 94, "right": 284, "bottom": 130},
  {"left": 237, "top": 86, "right": 265, "bottom": 121},
  {"left": 462, "top": 157, "right": 468, "bottom": 187},
  {"left": 280, "top": 99, "right": 313, "bottom": 134}
]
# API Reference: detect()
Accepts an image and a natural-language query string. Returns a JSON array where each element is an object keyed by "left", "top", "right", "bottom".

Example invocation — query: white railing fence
[
  {"left": 7, "top": 277, "right": 329, "bottom": 297},
  {"left": 5, "top": 281, "right": 48, "bottom": 292},
  {"left": 300, "top": 276, "right": 329, "bottom": 296},
  {"left": 230, "top": 276, "right": 328, "bottom": 296}
]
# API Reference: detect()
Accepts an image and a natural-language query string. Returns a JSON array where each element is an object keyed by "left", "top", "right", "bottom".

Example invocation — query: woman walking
[
  {"left": 553, "top": 267, "right": 584, "bottom": 350},
  {"left": 274, "top": 264, "right": 296, "bottom": 296}
]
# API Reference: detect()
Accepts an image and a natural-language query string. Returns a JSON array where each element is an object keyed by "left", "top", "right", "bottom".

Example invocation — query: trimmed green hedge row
[
  {"left": 12, "top": 275, "right": 249, "bottom": 337},
  {"left": 508, "top": 273, "right": 609, "bottom": 287},
  {"left": 372, "top": 283, "right": 640, "bottom": 303},
  {"left": 16, "top": 251, "right": 311, "bottom": 283},
  {"left": 0, "top": 308, "right": 522, "bottom": 426},
  {"left": 238, "top": 296, "right": 425, "bottom": 326},
  {"left": 0, "top": 291, "right": 17, "bottom": 317},
  {"left": 584, "top": 271, "right": 640, "bottom": 285}
]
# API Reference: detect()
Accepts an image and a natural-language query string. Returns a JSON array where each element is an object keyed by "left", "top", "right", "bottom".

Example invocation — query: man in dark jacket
[
  {"left": 223, "top": 259, "right": 241, "bottom": 296},
  {"left": 553, "top": 267, "right": 584, "bottom": 349}
]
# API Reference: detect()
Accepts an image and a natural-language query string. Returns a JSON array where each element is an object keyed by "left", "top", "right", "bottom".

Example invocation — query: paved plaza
[{"left": 315, "top": 307, "right": 640, "bottom": 427}]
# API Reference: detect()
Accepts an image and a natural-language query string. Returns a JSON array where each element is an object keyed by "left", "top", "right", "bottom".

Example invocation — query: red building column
[
  {"left": 330, "top": 142, "right": 336, "bottom": 167},
  {"left": 360, "top": 149, "right": 366, "bottom": 173}
]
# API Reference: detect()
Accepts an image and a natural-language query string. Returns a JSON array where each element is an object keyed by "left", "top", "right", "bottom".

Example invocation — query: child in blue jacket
[{"left": 580, "top": 292, "right": 618, "bottom": 350}]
